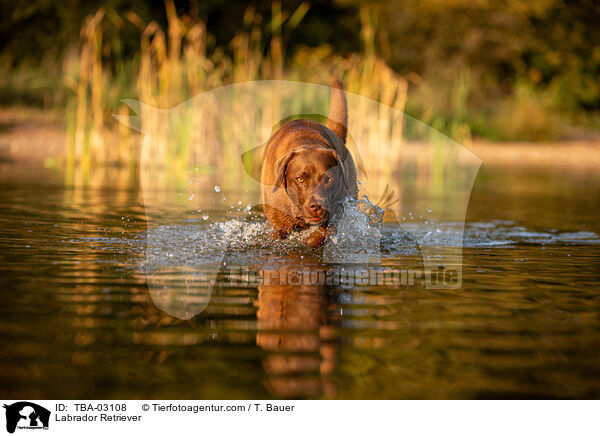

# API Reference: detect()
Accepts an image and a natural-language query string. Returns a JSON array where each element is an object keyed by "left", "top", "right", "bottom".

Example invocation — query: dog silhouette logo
[
  {"left": 114, "top": 79, "right": 481, "bottom": 318},
  {"left": 3, "top": 402, "right": 50, "bottom": 434}
]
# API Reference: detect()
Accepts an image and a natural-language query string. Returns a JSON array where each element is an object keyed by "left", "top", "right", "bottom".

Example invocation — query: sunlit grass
[{"left": 66, "top": 1, "right": 410, "bottom": 177}]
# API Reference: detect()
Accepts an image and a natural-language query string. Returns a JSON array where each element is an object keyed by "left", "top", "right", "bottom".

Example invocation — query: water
[{"left": 1, "top": 163, "right": 599, "bottom": 399}]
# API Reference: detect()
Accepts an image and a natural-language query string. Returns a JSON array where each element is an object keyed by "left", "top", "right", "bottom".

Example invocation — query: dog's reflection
[{"left": 255, "top": 253, "right": 340, "bottom": 398}]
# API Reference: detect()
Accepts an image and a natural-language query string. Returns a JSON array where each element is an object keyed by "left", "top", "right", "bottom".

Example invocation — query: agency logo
[{"left": 3, "top": 402, "right": 50, "bottom": 434}]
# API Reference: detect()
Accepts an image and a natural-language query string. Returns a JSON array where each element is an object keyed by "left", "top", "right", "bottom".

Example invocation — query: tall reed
[
  {"left": 67, "top": 1, "right": 411, "bottom": 190},
  {"left": 70, "top": 9, "right": 105, "bottom": 171}
]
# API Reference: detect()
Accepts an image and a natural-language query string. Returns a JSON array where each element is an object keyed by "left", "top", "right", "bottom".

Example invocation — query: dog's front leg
[
  {"left": 305, "top": 224, "right": 335, "bottom": 248},
  {"left": 270, "top": 213, "right": 308, "bottom": 240}
]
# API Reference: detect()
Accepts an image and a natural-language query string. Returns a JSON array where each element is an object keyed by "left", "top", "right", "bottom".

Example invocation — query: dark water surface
[{"left": 1, "top": 163, "right": 599, "bottom": 399}]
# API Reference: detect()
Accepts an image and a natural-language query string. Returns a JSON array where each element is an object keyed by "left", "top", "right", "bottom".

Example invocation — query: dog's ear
[{"left": 272, "top": 150, "right": 296, "bottom": 192}]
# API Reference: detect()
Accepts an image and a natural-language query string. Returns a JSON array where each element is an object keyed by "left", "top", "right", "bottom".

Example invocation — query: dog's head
[{"left": 273, "top": 145, "right": 352, "bottom": 226}]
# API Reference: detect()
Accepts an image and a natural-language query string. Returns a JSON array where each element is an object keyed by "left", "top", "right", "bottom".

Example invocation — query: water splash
[
  {"left": 138, "top": 196, "right": 418, "bottom": 268},
  {"left": 83, "top": 197, "right": 600, "bottom": 270}
]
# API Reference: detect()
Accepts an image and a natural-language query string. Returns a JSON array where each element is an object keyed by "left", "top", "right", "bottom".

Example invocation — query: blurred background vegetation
[{"left": 1, "top": 0, "right": 599, "bottom": 168}]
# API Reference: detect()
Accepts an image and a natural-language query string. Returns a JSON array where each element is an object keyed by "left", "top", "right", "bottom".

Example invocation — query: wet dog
[{"left": 261, "top": 81, "right": 358, "bottom": 247}]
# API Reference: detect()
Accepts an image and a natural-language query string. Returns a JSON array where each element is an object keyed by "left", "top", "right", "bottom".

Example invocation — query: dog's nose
[{"left": 308, "top": 201, "right": 324, "bottom": 215}]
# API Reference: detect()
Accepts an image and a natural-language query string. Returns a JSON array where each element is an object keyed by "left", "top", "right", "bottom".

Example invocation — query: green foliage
[{"left": 1, "top": 0, "right": 599, "bottom": 141}]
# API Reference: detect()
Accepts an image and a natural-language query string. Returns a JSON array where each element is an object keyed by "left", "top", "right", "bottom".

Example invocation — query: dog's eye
[
  {"left": 324, "top": 175, "right": 334, "bottom": 184},
  {"left": 296, "top": 176, "right": 304, "bottom": 183}
]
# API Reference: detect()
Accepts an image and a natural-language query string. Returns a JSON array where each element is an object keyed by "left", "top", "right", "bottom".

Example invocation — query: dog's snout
[
  {"left": 308, "top": 199, "right": 326, "bottom": 216},
  {"left": 309, "top": 202, "right": 322, "bottom": 213}
]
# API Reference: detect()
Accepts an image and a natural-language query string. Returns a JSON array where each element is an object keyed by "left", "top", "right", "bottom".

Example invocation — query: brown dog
[{"left": 261, "top": 81, "right": 358, "bottom": 247}]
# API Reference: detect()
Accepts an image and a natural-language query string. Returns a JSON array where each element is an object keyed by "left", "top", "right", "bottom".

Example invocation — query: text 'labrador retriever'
[{"left": 261, "top": 81, "right": 358, "bottom": 248}]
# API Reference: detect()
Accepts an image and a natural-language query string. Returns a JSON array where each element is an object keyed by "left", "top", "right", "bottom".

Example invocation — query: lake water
[{"left": 1, "top": 162, "right": 599, "bottom": 399}]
